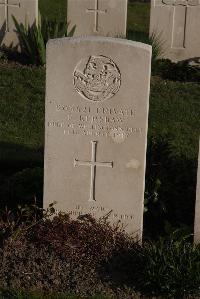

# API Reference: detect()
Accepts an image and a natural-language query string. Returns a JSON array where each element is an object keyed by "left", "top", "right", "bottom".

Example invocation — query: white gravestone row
[
  {"left": 0, "top": 0, "right": 38, "bottom": 48},
  {"left": 67, "top": 0, "right": 128, "bottom": 37},
  {"left": 150, "top": 0, "right": 200, "bottom": 62},
  {"left": 44, "top": 37, "right": 151, "bottom": 239},
  {"left": 194, "top": 139, "right": 200, "bottom": 244},
  {"left": 1, "top": 0, "right": 199, "bottom": 62}
]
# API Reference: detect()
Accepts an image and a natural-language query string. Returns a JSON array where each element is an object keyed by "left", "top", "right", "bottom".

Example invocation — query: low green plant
[
  {"left": 12, "top": 13, "right": 75, "bottom": 65},
  {"left": 127, "top": 30, "right": 165, "bottom": 63},
  {"left": 1, "top": 207, "right": 200, "bottom": 298},
  {"left": 135, "top": 235, "right": 200, "bottom": 298},
  {"left": 149, "top": 31, "right": 165, "bottom": 62}
]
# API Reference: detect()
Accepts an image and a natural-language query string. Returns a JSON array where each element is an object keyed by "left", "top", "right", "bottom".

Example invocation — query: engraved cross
[
  {"left": 74, "top": 141, "right": 113, "bottom": 202},
  {"left": 0, "top": 0, "right": 20, "bottom": 32},
  {"left": 156, "top": 0, "right": 200, "bottom": 48},
  {"left": 86, "top": 0, "right": 107, "bottom": 33}
]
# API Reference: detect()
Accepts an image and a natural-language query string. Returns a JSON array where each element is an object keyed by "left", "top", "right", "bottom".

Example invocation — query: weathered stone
[
  {"left": 44, "top": 37, "right": 151, "bottom": 239},
  {"left": 67, "top": 0, "right": 127, "bottom": 37},
  {"left": 0, "top": 0, "right": 38, "bottom": 48},
  {"left": 149, "top": 0, "right": 200, "bottom": 62},
  {"left": 194, "top": 139, "right": 200, "bottom": 244}
]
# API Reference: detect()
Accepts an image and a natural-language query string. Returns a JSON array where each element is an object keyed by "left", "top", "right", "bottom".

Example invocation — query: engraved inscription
[
  {"left": 0, "top": 0, "right": 20, "bottom": 32},
  {"left": 74, "top": 141, "right": 113, "bottom": 202},
  {"left": 73, "top": 55, "right": 121, "bottom": 102},
  {"left": 66, "top": 205, "right": 135, "bottom": 221},
  {"left": 47, "top": 103, "right": 142, "bottom": 140},
  {"left": 86, "top": 0, "right": 107, "bottom": 33}
]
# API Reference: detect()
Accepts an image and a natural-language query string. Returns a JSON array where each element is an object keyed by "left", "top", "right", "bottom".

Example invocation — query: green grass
[
  {"left": 39, "top": 0, "right": 67, "bottom": 21},
  {"left": 149, "top": 77, "right": 200, "bottom": 159},
  {"left": 127, "top": 2, "right": 150, "bottom": 34},
  {"left": 0, "top": 64, "right": 45, "bottom": 149}
]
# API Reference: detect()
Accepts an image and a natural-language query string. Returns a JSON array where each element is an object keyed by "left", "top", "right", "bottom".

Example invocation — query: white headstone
[
  {"left": 0, "top": 0, "right": 38, "bottom": 48},
  {"left": 194, "top": 139, "right": 200, "bottom": 244},
  {"left": 149, "top": 0, "right": 200, "bottom": 62},
  {"left": 67, "top": 0, "right": 127, "bottom": 37},
  {"left": 44, "top": 37, "right": 151, "bottom": 239}
]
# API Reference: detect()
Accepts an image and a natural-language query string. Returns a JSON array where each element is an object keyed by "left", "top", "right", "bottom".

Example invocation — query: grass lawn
[
  {"left": 39, "top": 0, "right": 67, "bottom": 21},
  {"left": 127, "top": 2, "right": 150, "bottom": 34}
]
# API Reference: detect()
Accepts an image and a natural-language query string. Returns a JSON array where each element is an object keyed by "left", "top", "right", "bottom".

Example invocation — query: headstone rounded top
[{"left": 47, "top": 36, "right": 152, "bottom": 54}]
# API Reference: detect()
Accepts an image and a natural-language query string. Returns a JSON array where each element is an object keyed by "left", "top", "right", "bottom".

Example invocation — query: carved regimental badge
[{"left": 73, "top": 55, "right": 121, "bottom": 102}]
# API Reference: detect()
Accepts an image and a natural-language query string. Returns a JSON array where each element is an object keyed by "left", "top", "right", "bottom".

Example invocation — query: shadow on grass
[
  {"left": 0, "top": 142, "right": 43, "bottom": 210},
  {"left": 144, "top": 135, "right": 197, "bottom": 238}
]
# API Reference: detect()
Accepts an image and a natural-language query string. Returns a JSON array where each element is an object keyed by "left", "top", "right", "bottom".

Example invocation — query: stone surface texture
[
  {"left": 0, "top": 0, "right": 38, "bottom": 48},
  {"left": 67, "top": 0, "right": 127, "bottom": 37},
  {"left": 149, "top": 0, "right": 200, "bottom": 62},
  {"left": 44, "top": 37, "right": 151, "bottom": 239},
  {"left": 194, "top": 139, "right": 200, "bottom": 244}
]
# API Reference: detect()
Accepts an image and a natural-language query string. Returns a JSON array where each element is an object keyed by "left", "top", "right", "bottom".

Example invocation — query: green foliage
[
  {"left": 1, "top": 208, "right": 200, "bottom": 298},
  {"left": 0, "top": 209, "right": 138, "bottom": 298},
  {"left": 126, "top": 30, "right": 165, "bottom": 63},
  {"left": 12, "top": 13, "right": 75, "bottom": 65},
  {"left": 150, "top": 32, "right": 165, "bottom": 62},
  {"left": 134, "top": 236, "right": 200, "bottom": 298}
]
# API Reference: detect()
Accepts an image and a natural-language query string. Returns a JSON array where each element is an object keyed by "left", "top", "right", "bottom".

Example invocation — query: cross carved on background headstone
[
  {"left": 86, "top": 0, "right": 107, "bottom": 32},
  {"left": 0, "top": 0, "right": 20, "bottom": 32}
]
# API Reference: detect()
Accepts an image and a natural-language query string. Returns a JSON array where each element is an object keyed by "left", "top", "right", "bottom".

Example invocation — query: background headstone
[
  {"left": 149, "top": 0, "right": 200, "bottom": 62},
  {"left": 67, "top": 0, "right": 127, "bottom": 37},
  {"left": 0, "top": 0, "right": 38, "bottom": 48},
  {"left": 44, "top": 37, "right": 151, "bottom": 238},
  {"left": 194, "top": 139, "right": 200, "bottom": 244}
]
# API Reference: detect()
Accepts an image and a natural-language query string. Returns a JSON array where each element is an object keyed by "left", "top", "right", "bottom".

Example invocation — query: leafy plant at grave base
[
  {"left": 12, "top": 13, "right": 76, "bottom": 66},
  {"left": 1, "top": 206, "right": 200, "bottom": 298},
  {"left": 0, "top": 208, "right": 140, "bottom": 298},
  {"left": 0, "top": 201, "right": 56, "bottom": 247},
  {"left": 149, "top": 32, "right": 165, "bottom": 63},
  {"left": 126, "top": 30, "right": 165, "bottom": 64},
  {"left": 134, "top": 235, "right": 200, "bottom": 298},
  {"left": 106, "top": 233, "right": 200, "bottom": 298}
]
